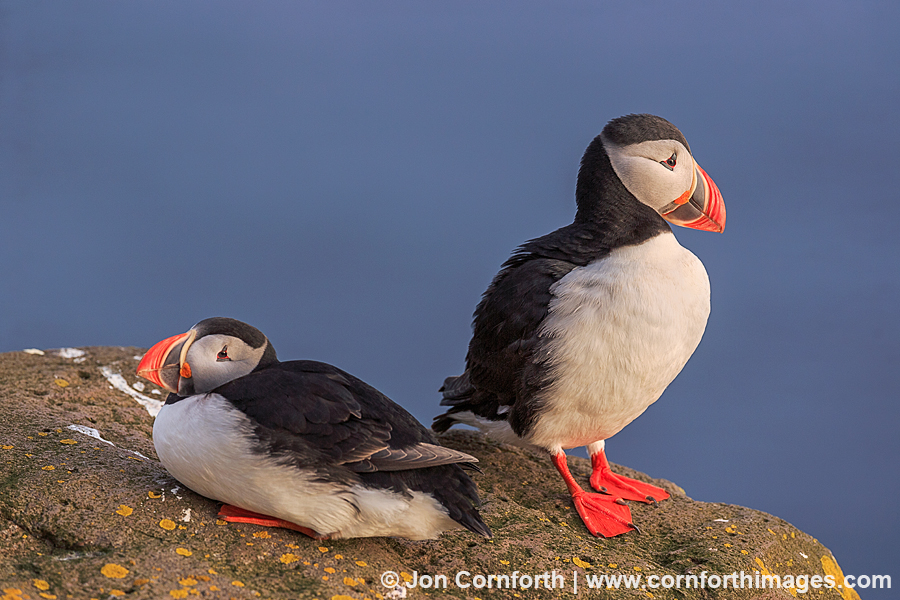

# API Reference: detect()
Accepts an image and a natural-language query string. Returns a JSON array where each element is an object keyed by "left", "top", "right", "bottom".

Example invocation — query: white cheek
[
  {"left": 185, "top": 335, "right": 262, "bottom": 392},
  {"left": 623, "top": 158, "right": 686, "bottom": 210},
  {"left": 603, "top": 139, "right": 693, "bottom": 212},
  {"left": 203, "top": 361, "right": 254, "bottom": 390}
]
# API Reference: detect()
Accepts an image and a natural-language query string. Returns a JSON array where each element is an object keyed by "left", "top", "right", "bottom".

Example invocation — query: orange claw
[
  {"left": 589, "top": 450, "right": 669, "bottom": 503},
  {"left": 218, "top": 504, "right": 328, "bottom": 540},
  {"left": 571, "top": 490, "right": 636, "bottom": 538},
  {"left": 551, "top": 452, "right": 637, "bottom": 538}
]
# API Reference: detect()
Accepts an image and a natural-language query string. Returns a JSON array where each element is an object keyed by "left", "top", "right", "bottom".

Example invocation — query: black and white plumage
[
  {"left": 433, "top": 114, "right": 725, "bottom": 537},
  {"left": 138, "top": 317, "right": 490, "bottom": 540}
]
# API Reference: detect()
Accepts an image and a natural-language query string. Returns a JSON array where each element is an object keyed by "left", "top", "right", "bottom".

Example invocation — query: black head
[
  {"left": 192, "top": 317, "right": 270, "bottom": 349},
  {"left": 600, "top": 114, "right": 690, "bottom": 152}
]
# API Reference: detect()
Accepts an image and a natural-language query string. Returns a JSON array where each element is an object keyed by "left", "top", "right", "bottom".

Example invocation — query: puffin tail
[
  {"left": 432, "top": 463, "right": 492, "bottom": 539},
  {"left": 432, "top": 412, "right": 458, "bottom": 433},
  {"left": 439, "top": 371, "right": 475, "bottom": 404},
  {"left": 463, "top": 511, "right": 493, "bottom": 539},
  {"left": 433, "top": 372, "right": 475, "bottom": 433}
]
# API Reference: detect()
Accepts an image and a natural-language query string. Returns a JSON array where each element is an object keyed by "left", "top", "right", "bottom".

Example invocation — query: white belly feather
[
  {"left": 526, "top": 233, "right": 710, "bottom": 451},
  {"left": 153, "top": 394, "right": 458, "bottom": 539}
]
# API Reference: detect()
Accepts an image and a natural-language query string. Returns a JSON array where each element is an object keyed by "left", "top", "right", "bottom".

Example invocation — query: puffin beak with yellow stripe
[
  {"left": 660, "top": 164, "right": 725, "bottom": 232},
  {"left": 137, "top": 329, "right": 196, "bottom": 395}
]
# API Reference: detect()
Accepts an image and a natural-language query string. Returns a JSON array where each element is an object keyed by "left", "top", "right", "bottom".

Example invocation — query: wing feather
[{"left": 216, "top": 361, "right": 476, "bottom": 472}]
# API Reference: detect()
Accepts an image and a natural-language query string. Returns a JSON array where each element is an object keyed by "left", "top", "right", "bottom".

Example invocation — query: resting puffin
[
  {"left": 137, "top": 317, "right": 491, "bottom": 540},
  {"left": 433, "top": 114, "right": 725, "bottom": 537}
]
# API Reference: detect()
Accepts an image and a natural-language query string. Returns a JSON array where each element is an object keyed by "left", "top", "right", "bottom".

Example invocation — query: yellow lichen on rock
[
  {"left": 100, "top": 563, "right": 129, "bottom": 579},
  {"left": 754, "top": 557, "right": 797, "bottom": 598},
  {"left": 572, "top": 557, "right": 591, "bottom": 569},
  {"left": 821, "top": 554, "right": 862, "bottom": 600}
]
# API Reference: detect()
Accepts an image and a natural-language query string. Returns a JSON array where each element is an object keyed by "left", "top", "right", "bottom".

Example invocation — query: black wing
[
  {"left": 467, "top": 257, "right": 576, "bottom": 401},
  {"left": 471, "top": 221, "right": 626, "bottom": 400},
  {"left": 435, "top": 222, "right": 617, "bottom": 435},
  {"left": 216, "top": 360, "right": 476, "bottom": 473}
]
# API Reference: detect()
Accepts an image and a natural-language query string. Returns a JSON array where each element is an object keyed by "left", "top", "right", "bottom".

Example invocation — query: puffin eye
[
  {"left": 660, "top": 153, "right": 677, "bottom": 171},
  {"left": 216, "top": 346, "right": 230, "bottom": 361}
]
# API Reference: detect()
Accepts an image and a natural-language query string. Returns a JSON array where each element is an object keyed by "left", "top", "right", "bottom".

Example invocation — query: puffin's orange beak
[
  {"left": 660, "top": 162, "right": 726, "bottom": 233},
  {"left": 137, "top": 330, "right": 195, "bottom": 394}
]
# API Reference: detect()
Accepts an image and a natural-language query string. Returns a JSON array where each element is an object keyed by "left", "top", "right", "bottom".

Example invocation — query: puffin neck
[
  {"left": 252, "top": 342, "right": 279, "bottom": 372},
  {"left": 573, "top": 139, "right": 670, "bottom": 246}
]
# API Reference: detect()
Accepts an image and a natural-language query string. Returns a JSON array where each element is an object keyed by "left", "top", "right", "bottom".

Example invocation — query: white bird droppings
[
  {"left": 57, "top": 348, "right": 86, "bottom": 359},
  {"left": 67, "top": 424, "right": 152, "bottom": 460},
  {"left": 100, "top": 366, "right": 164, "bottom": 417},
  {"left": 132, "top": 381, "right": 145, "bottom": 392},
  {"left": 67, "top": 424, "right": 115, "bottom": 446}
]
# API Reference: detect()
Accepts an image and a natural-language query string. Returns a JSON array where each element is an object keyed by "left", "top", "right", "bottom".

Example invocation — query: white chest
[
  {"left": 527, "top": 233, "right": 710, "bottom": 451},
  {"left": 152, "top": 394, "right": 329, "bottom": 515}
]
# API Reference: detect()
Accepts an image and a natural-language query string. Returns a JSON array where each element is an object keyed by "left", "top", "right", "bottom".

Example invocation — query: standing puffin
[
  {"left": 433, "top": 114, "right": 725, "bottom": 537},
  {"left": 137, "top": 317, "right": 491, "bottom": 540}
]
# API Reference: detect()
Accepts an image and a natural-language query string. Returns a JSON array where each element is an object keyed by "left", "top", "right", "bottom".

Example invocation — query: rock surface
[{"left": 0, "top": 347, "right": 861, "bottom": 600}]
